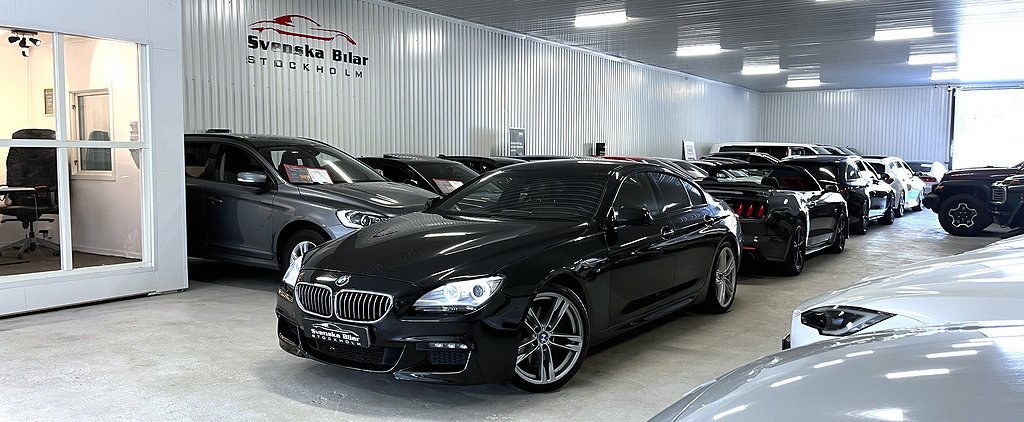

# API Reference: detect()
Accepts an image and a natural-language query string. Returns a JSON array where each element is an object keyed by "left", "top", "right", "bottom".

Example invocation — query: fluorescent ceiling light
[
  {"left": 931, "top": 70, "right": 960, "bottom": 81},
  {"left": 574, "top": 11, "right": 628, "bottom": 28},
  {"left": 787, "top": 78, "right": 822, "bottom": 88},
  {"left": 884, "top": 368, "right": 950, "bottom": 379},
  {"left": 741, "top": 64, "right": 781, "bottom": 75},
  {"left": 676, "top": 44, "right": 722, "bottom": 57},
  {"left": 874, "top": 26, "right": 934, "bottom": 41},
  {"left": 909, "top": 53, "right": 957, "bottom": 65}
]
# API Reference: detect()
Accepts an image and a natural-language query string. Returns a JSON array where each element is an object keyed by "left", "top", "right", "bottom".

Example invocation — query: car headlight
[
  {"left": 282, "top": 254, "right": 303, "bottom": 288},
  {"left": 413, "top": 276, "right": 504, "bottom": 313},
  {"left": 801, "top": 306, "right": 894, "bottom": 336},
  {"left": 337, "top": 210, "right": 387, "bottom": 229}
]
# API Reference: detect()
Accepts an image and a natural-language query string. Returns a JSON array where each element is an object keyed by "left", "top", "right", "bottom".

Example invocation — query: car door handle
[
  {"left": 661, "top": 226, "right": 675, "bottom": 238},
  {"left": 704, "top": 215, "right": 716, "bottom": 225},
  {"left": 207, "top": 195, "right": 223, "bottom": 204}
]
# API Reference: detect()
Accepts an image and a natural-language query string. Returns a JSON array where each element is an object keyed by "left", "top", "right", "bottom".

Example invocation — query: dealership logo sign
[{"left": 246, "top": 14, "right": 369, "bottom": 78}]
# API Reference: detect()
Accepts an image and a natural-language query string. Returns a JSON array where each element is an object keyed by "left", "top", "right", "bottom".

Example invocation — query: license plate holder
[{"left": 305, "top": 320, "right": 371, "bottom": 348}]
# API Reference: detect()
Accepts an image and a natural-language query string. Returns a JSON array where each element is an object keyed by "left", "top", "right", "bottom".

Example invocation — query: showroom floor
[{"left": 0, "top": 211, "right": 1004, "bottom": 421}]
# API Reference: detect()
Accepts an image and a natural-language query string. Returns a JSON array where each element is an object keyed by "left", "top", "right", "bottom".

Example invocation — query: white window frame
[{"left": 69, "top": 87, "right": 116, "bottom": 180}]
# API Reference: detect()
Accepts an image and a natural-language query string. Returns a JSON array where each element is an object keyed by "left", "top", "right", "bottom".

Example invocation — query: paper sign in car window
[
  {"left": 284, "top": 164, "right": 334, "bottom": 184},
  {"left": 433, "top": 179, "right": 464, "bottom": 194}
]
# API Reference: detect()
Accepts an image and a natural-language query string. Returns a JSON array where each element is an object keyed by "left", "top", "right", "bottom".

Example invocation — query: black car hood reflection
[
  {"left": 299, "top": 181, "right": 436, "bottom": 215},
  {"left": 302, "top": 212, "right": 589, "bottom": 288}
]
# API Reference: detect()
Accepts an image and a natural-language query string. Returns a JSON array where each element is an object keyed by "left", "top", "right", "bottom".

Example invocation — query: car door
[
  {"left": 606, "top": 172, "right": 680, "bottom": 326},
  {"left": 651, "top": 172, "right": 720, "bottom": 297},
  {"left": 896, "top": 160, "right": 925, "bottom": 202},
  {"left": 854, "top": 159, "right": 890, "bottom": 217},
  {"left": 202, "top": 143, "right": 278, "bottom": 261},
  {"left": 184, "top": 140, "right": 214, "bottom": 255}
]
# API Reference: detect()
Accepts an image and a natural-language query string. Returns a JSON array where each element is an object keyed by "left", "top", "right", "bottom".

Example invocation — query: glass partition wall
[{"left": 0, "top": 28, "right": 146, "bottom": 277}]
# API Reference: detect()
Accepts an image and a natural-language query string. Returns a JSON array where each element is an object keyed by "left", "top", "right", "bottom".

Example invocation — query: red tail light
[
  {"left": 729, "top": 200, "right": 767, "bottom": 219},
  {"left": 920, "top": 176, "right": 936, "bottom": 183}
]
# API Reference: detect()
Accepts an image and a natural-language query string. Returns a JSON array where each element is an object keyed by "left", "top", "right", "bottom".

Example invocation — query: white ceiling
[{"left": 387, "top": 0, "right": 1024, "bottom": 92}]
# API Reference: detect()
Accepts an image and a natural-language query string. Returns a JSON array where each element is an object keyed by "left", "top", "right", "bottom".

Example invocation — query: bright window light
[
  {"left": 741, "top": 64, "right": 781, "bottom": 75},
  {"left": 908, "top": 53, "right": 957, "bottom": 65},
  {"left": 574, "top": 11, "right": 628, "bottom": 28},
  {"left": 874, "top": 26, "right": 934, "bottom": 41},
  {"left": 931, "top": 70, "right": 960, "bottom": 80},
  {"left": 676, "top": 44, "right": 722, "bottom": 57},
  {"left": 787, "top": 78, "right": 822, "bottom": 88}
]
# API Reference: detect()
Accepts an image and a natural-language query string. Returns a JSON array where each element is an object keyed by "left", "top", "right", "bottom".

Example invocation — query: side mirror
[
  {"left": 612, "top": 206, "right": 654, "bottom": 227},
  {"left": 824, "top": 184, "right": 839, "bottom": 193},
  {"left": 423, "top": 196, "right": 441, "bottom": 211},
  {"left": 237, "top": 171, "right": 270, "bottom": 187}
]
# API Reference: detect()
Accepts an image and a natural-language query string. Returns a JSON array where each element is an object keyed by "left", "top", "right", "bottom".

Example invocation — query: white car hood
[{"left": 795, "top": 236, "right": 1024, "bottom": 324}]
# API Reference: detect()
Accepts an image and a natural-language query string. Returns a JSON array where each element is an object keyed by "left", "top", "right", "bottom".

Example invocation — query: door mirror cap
[
  {"left": 824, "top": 184, "right": 839, "bottom": 193},
  {"left": 612, "top": 206, "right": 654, "bottom": 227},
  {"left": 237, "top": 171, "right": 270, "bottom": 186}
]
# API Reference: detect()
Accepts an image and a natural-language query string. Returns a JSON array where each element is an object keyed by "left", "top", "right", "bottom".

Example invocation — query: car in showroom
[
  {"left": 906, "top": 160, "right": 948, "bottom": 193},
  {"left": 709, "top": 142, "right": 831, "bottom": 160},
  {"left": 276, "top": 160, "right": 741, "bottom": 392},
  {"left": 781, "top": 155, "right": 896, "bottom": 234},
  {"left": 436, "top": 155, "right": 525, "bottom": 174},
  {"left": 922, "top": 160, "right": 1024, "bottom": 236},
  {"left": 357, "top": 154, "right": 480, "bottom": 195},
  {"left": 184, "top": 133, "right": 437, "bottom": 270},
  {"left": 863, "top": 155, "right": 927, "bottom": 216},
  {"left": 700, "top": 151, "right": 780, "bottom": 165},
  {"left": 601, "top": 156, "right": 708, "bottom": 180},
  {"left": 785, "top": 233, "right": 1024, "bottom": 349},
  {"left": 991, "top": 174, "right": 1024, "bottom": 230},
  {"left": 698, "top": 163, "right": 848, "bottom": 275},
  {"left": 650, "top": 321, "right": 1024, "bottom": 422}
]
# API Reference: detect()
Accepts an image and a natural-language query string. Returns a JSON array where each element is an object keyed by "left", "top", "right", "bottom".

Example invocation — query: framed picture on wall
[{"left": 43, "top": 88, "right": 54, "bottom": 116}]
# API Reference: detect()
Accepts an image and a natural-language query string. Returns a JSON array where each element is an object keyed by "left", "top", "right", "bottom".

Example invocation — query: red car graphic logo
[{"left": 250, "top": 14, "right": 356, "bottom": 45}]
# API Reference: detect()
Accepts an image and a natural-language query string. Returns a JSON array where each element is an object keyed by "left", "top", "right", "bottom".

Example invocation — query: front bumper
[
  {"left": 276, "top": 283, "right": 527, "bottom": 385},
  {"left": 922, "top": 192, "right": 942, "bottom": 211}
]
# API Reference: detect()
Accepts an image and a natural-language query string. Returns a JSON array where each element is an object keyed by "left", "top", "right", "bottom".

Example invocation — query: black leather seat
[{"left": 1, "top": 128, "right": 60, "bottom": 258}]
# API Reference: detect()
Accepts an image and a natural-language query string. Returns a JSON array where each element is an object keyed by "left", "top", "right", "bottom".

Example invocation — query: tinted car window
[
  {"left": 259, "top": 144, "right": 384, "bottom": 184},
  {"left": 613, "top": 173, "right": 661, "bottom": 216},
  {"left": 185, "top": 142, "right": 212, "bottom": 179},
  {"left": 368, "top": 161, "right": 413, "bottom": 184},
  {"left": 760, "top": 146, "right": 790, "bottom": 159},
  {"left": 719, "top": 146, "right": 755, "bottom": 153},
  {"left": 650, "top": 172, "right": 692, "bottom": 213},
  {"left": 409, "top": 162, "right": 479, "bottom": 194},
  {"left": 788, "top": 162, "right": 840, "bottom": 183},
  {"left": 436, "top": 172, "right": 606, "bottom": 221},
  {"left": 683, "top": 180, "right": 706, "bottom": 205},
  {"left": 217, "top": 145, "right": 264, "bottom": 184},
  {"left": 868, "top": 162, "right": 887, "bottom": 175}
]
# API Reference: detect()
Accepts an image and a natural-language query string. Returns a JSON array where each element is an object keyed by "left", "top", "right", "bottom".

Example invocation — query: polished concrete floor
[{"left": 0, "top": 210, "right": 1004, "bottom": 421}]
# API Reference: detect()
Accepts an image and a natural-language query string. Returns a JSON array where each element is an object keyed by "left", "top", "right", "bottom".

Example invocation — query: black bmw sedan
[{"left": 276, "top": 160, "right": 741, "bottom": 392}]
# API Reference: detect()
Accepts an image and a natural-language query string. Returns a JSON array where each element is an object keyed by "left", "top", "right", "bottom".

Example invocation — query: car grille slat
[
  {"left": 295, "top": 283, "right": 333, "bottom": 319},
  {"left": 993, "top": 186, "right": 1008, "bottom": 205},
  {"left": 336, "top": 290, "right": 393, "bottom": 323}
]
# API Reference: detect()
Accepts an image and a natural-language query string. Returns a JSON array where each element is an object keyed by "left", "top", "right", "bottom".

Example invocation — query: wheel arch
[{"left": 276, "top": 220, "right": 331, "bottom": 259}]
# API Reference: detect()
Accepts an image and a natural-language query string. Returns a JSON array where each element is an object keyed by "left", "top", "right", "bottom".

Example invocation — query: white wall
[
  {"left": 759, "top": 86, "right": 953, "bottom": 163},
  {"left": 0, "top": 0, "right": 186, "bottom": 316},
  {"left": 182, "top": 0, "right": 760, "bottom": 159}
]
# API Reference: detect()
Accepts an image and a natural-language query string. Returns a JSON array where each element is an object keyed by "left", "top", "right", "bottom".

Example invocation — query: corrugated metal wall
[
  {"left": 182, "top": 0, "right": 759, "bottom": 158},
  {"left": 759, "top": 87, "right": 953, "bottom": 162}
]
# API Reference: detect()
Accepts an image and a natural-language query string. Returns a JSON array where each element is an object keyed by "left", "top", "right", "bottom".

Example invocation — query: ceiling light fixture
[
  {"left": 874, "top": 26, "right": 934, "bottom": 41},
  {"left": 6, "top": 30, "right": 41, "bottom": 58},
  {"left": 787, "top": 78, "right": 822, "bottom": 88},
  {"left": 931, "top": 70, "right": 960, "bottom": 80},
  {"left": 741, "top": 64, "right": 781, "bottom": 75},
  {"left": 908, "top": 53, "right": 957, "bottom": 65},
  {"left": 574, "top": 11, "right": 628, "bottom": 28},
  {"left": 676, "top": 44, "right": 722, "bottom": 57}
]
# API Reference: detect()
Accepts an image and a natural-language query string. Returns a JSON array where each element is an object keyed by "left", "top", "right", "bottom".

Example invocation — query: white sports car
[{"left": 786, "top": 234, "right": 1024, "bottom": 349}]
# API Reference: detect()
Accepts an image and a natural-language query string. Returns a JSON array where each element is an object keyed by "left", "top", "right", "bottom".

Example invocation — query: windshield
[
  {"left": 433, "top": 171, "right": 607, "bottom": 221},
  {"left": 868, "top": 162, "right": 887, "bottom": 175},
  {"left": 259, "top": 144, "right": 384, "bottom": 184},
  {"left": 787, "top": 162, "right": 840, "bottom": 183},
  {"left": 707, "top": 166, "right": 821, "bottom": 191},
  {"left": 409, "top": 162, "right": 480, "bottom": 194}
]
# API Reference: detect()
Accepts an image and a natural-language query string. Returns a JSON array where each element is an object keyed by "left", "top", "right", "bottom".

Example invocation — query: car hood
[
  {"left": 941, "top": 166, "right": 1019, "bottom": 182},
  {"left": 298, "top": 181, "right": 436, "bottom": 216},
  {"left": 794, "top": 236, "right": 1024, "bottom": 324},
  {"left": 650, "top": 322, "right": 1024, "bottom": 421},
  {"left": 301, "top": 212, "right": 590, "bottom": 288}
]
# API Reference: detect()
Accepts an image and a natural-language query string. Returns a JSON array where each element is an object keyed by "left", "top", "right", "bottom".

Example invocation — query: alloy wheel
[
  {"left": 290, "top": 240, "right": 317, "bottom": 263},
  {"left": 948, "top": 202, "right": 978, "bottom": 228},
  {"left": 515, "top": 291, "right": 585, "bottom": 387},
  {"left": 714, "top": 247, "right": 737, "bottom": 307}
]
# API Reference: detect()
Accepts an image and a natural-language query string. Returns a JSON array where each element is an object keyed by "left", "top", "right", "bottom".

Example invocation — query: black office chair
[{"left": 1, "top": 128, "right": 59, "bottom": 258}]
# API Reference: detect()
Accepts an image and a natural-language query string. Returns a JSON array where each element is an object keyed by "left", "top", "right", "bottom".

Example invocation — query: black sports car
[
  {"left": 698, "top": 164, "right": 848, "bottom": 276},
  {"left": 358, "top": 154, "right": 479, "bottom": 195},
  {"left": 782, "top": 155, "right": 896, "bottom": 234},
  {"left": 276, "top": 160, "right": 741, "bottom": 392},
  {"left": 438, "top": 155, "right": 525, "bottom": 174}
]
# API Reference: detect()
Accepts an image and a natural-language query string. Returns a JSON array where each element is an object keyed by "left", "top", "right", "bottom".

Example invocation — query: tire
[
  {"left": 825, "top": 213, "right": 847, "bottom": 254},
  {"left": 780, "top": 222, "right": 806, "bottom": 276},
  {"left": 697, "top": 241, "right": 738, "bottom": 314},
  {"left": 894, "top": 195, "right": 906, "bottom": 218},
  {"left": 938, "top": 194, "right": 992, "bottom": 236},
  {"left": 513, "top": 285, "right": 590, "bottom": 393},
  {"left": 279, "top": 229, "right": 328, "bottom": 271},
  {"left": 912, "top": 192, "right": 924, "bottom": 211},
  {"left": 851, "top": 203, "right": 869, "bottom": 235},
  {"left": 880, "top": 196, "right": 895, "bottom": 225}
]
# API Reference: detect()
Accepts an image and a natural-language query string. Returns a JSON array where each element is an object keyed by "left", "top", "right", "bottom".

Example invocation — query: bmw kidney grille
[{"left": 295, "top": 282, "right": 392, "bottom": 322}]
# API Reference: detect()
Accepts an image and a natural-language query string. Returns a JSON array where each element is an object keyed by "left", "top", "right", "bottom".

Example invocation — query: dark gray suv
[{"left": 184, "top": 133, "right": 437, "bottom": 270}]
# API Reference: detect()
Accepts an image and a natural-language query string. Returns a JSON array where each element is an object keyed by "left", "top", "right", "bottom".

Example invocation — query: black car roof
[
  {"left": 781, "top": 154, "right": 853, "bottom": 164},
  {"left": 503, "top": 158, "right": 654, "bottom": 175},
  {"left": 185, "top": 132, "right": 325, "bottom": 148},
  {"left": 441, "top": 155, "right": 526, "bottom": 165},
  {"left": 362, "top": 155, "right": 456, "bottom": 165}
]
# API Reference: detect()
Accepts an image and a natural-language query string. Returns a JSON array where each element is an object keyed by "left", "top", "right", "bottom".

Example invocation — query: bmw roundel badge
[{"left": 336, "top": 275, "right": 351, "bottom": 287}]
